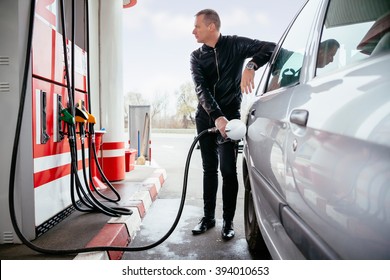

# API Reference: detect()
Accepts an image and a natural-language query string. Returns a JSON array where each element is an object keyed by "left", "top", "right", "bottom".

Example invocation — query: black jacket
[{"left": 190, "top": 35, "right": 275, "bottom": 121}]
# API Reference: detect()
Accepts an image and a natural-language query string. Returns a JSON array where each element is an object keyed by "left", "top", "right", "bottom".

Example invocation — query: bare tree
[
  {"left": 150, "top": 91, "right": 170, "bottom": 120},
  {"left": 176, "top": 82, "right": 197, "bottom": 128},
  {"left": 124, "top": 83, "right": 197, "bottom": 129}
]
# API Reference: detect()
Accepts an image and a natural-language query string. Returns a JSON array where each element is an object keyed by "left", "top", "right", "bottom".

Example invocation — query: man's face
[
  {"left": 192, "top": 15, "right": 210, "bottom": 44},
  {"left": 317, "top": 46, "right": 338, "bottom": 68}
]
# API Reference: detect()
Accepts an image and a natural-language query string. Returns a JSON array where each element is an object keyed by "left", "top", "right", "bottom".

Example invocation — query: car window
[
  {"left": 316, "top": 0, "right": 390, "bottom": 77},
  {"left": 265, "top": 0, "right": 319, "bottom": 92}
]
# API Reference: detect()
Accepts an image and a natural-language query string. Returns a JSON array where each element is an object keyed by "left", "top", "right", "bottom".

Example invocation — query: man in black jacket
[{"left": 190, "top": 9, "right": 275, "bottom": 240}]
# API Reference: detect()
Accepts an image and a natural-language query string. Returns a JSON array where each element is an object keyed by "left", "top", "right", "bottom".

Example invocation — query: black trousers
[{"left": 195, "top": 108, "right": 239, "bottom": 222}]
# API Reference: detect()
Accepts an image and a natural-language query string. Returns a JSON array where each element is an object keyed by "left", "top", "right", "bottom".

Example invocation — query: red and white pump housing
[{"left": 0, "top": 0, "right": 136, "bottom": 244}]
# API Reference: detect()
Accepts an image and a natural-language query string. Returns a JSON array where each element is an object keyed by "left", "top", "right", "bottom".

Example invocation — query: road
[{"left": 122, "top": 131, "right": 254, "bottom": 260}]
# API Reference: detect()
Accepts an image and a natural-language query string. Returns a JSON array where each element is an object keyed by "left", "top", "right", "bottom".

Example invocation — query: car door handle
[
  {"left": 290, "top": 109, "right": 309, "bottom": 127},
  {"left": 250, "top": 109, "right": 256, "bottom": 116}
]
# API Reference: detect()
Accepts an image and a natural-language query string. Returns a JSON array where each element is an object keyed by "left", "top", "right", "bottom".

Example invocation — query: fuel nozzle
[
  {"left": 208, "top": 127, "right": 219, "bottom": 134},
  {"left": 82, "top": 105, "right": 96, "bottom": 124},
  {"left": 75, "top": 105, "right": 89, "bottom": 123},
  {"left": 225, "top": 119, "right": 246, "bottom": 140},
  {"left": 208, "top": 119, "right": 246, "bottom": 140},
  {"left": 76, "top": 100, "right": 96, "bottom": 124},
  {"left": 75, "top": 104, "right": 88, "bottom": 142},
  {"left": 59, "top": 103, "right": 75, "bottom": 125}
]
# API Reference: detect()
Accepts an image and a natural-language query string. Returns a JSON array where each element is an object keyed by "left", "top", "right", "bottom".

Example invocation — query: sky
[{"left": 122, "top": 0, "right": 307, "bottom": 109}]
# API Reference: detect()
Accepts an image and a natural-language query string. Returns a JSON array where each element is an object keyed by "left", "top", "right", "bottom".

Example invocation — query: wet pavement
[
  {"left": 0, "top": 163, "right": 166, "bottom": 260},
  {"left": 122, "top": 198, "right": 253, "bottom": 260}
]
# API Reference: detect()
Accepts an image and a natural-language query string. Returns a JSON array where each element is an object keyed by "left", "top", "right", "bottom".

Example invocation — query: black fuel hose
[
  {"left": 11, "top": 76, "right": 211, "bottom": 253},
  {"left": 82, "top": 0, "right": 123, "bottom": 204},
  {"left": 58, "top": 0, "right": 131, "bottom": 217},
  {"left": 87, "top": 124, "right": 124, "bottom": 203},
  {"left": 8, "top": 0, "right": 215, "bottom": 255}
]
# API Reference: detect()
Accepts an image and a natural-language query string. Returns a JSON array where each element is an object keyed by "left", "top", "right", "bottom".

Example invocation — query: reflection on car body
[{"left": 242, "top": 0, "right": 390, "bottom": 260}]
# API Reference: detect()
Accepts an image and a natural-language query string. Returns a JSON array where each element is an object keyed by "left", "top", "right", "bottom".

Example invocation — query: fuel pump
[
  {"left": 56, "top": 0, "right": 132, "bottom": 218},
  {"left": 8, "top": 0, "right": 247, "bottom": 255}
]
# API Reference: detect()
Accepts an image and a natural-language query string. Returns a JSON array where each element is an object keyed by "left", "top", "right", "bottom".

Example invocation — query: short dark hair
[
  {"left": 320, "top": 39, "right": 340, "bottom": 51},
  {"left": 195, "top": 9, "right": 221, "bottom": 31}
]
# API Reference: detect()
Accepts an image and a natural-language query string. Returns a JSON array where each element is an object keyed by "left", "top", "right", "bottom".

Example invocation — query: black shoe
[
  {"left": 192, "top": 217, "right": 216, "bottom": 235},
  {"left": 221, "top": 220, "right": 235, "bottom": 240}
]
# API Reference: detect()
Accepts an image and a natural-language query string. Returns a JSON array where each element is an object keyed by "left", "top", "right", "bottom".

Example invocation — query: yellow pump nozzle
[
  {"left": 75, "top": 115, "right": 87, "bottom": 123},
  {"left": 87, "top": 113, "right": 96, "bottom": 124},
  {"left": 75, "top": 106, "right": 88, "bottom": 121},
  {"left": 80, "top": 104, "right": 96, "bottom": 124}
]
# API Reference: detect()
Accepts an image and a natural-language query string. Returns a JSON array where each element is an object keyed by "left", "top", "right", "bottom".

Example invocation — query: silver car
[{"left": 242, "top": 0, "right": 390, "bottom": 259}]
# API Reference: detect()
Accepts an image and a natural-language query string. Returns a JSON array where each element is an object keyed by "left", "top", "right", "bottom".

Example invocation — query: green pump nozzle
[{"left": 60, "top": 108, "right": 75, "bottom": 124}]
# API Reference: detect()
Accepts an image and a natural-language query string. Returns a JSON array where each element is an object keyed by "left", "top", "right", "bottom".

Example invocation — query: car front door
[{"left": 245, "top": 0, "right": 323, "bottom": 259}]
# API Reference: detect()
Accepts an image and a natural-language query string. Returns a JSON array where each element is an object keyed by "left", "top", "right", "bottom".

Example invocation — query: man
[
  {"left": 269, "top": 39, "right": 340, "bottom": 90},
  {"left": 190, "top": 9, "right": 275, "bottom": 240},
  {"left": 316, "top": 39, "right": 340, "bottom": 68}
]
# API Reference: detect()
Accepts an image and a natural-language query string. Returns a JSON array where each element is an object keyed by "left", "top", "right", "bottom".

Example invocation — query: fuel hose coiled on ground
[{"left": 9, "top": 0, "right": 246, "bottom": 255}]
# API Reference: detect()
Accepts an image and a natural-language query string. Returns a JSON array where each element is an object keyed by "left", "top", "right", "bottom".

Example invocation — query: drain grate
[{"left": 35, "top": 204, "right": 79, "bottom": 237}]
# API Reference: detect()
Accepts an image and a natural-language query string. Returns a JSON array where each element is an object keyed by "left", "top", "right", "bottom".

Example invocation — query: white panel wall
[{"left": 0, "top": 0, "right": 35, "bottom": 244}]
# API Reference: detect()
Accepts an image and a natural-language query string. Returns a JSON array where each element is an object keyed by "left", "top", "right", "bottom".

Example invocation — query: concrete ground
[{"left": 0, "top": 163, "right": 166, "bottom": 260}]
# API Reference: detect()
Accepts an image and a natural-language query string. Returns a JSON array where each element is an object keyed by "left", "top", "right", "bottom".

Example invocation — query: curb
[{"left": 74, "top": 168, "right": 167, "bottom": 260}]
